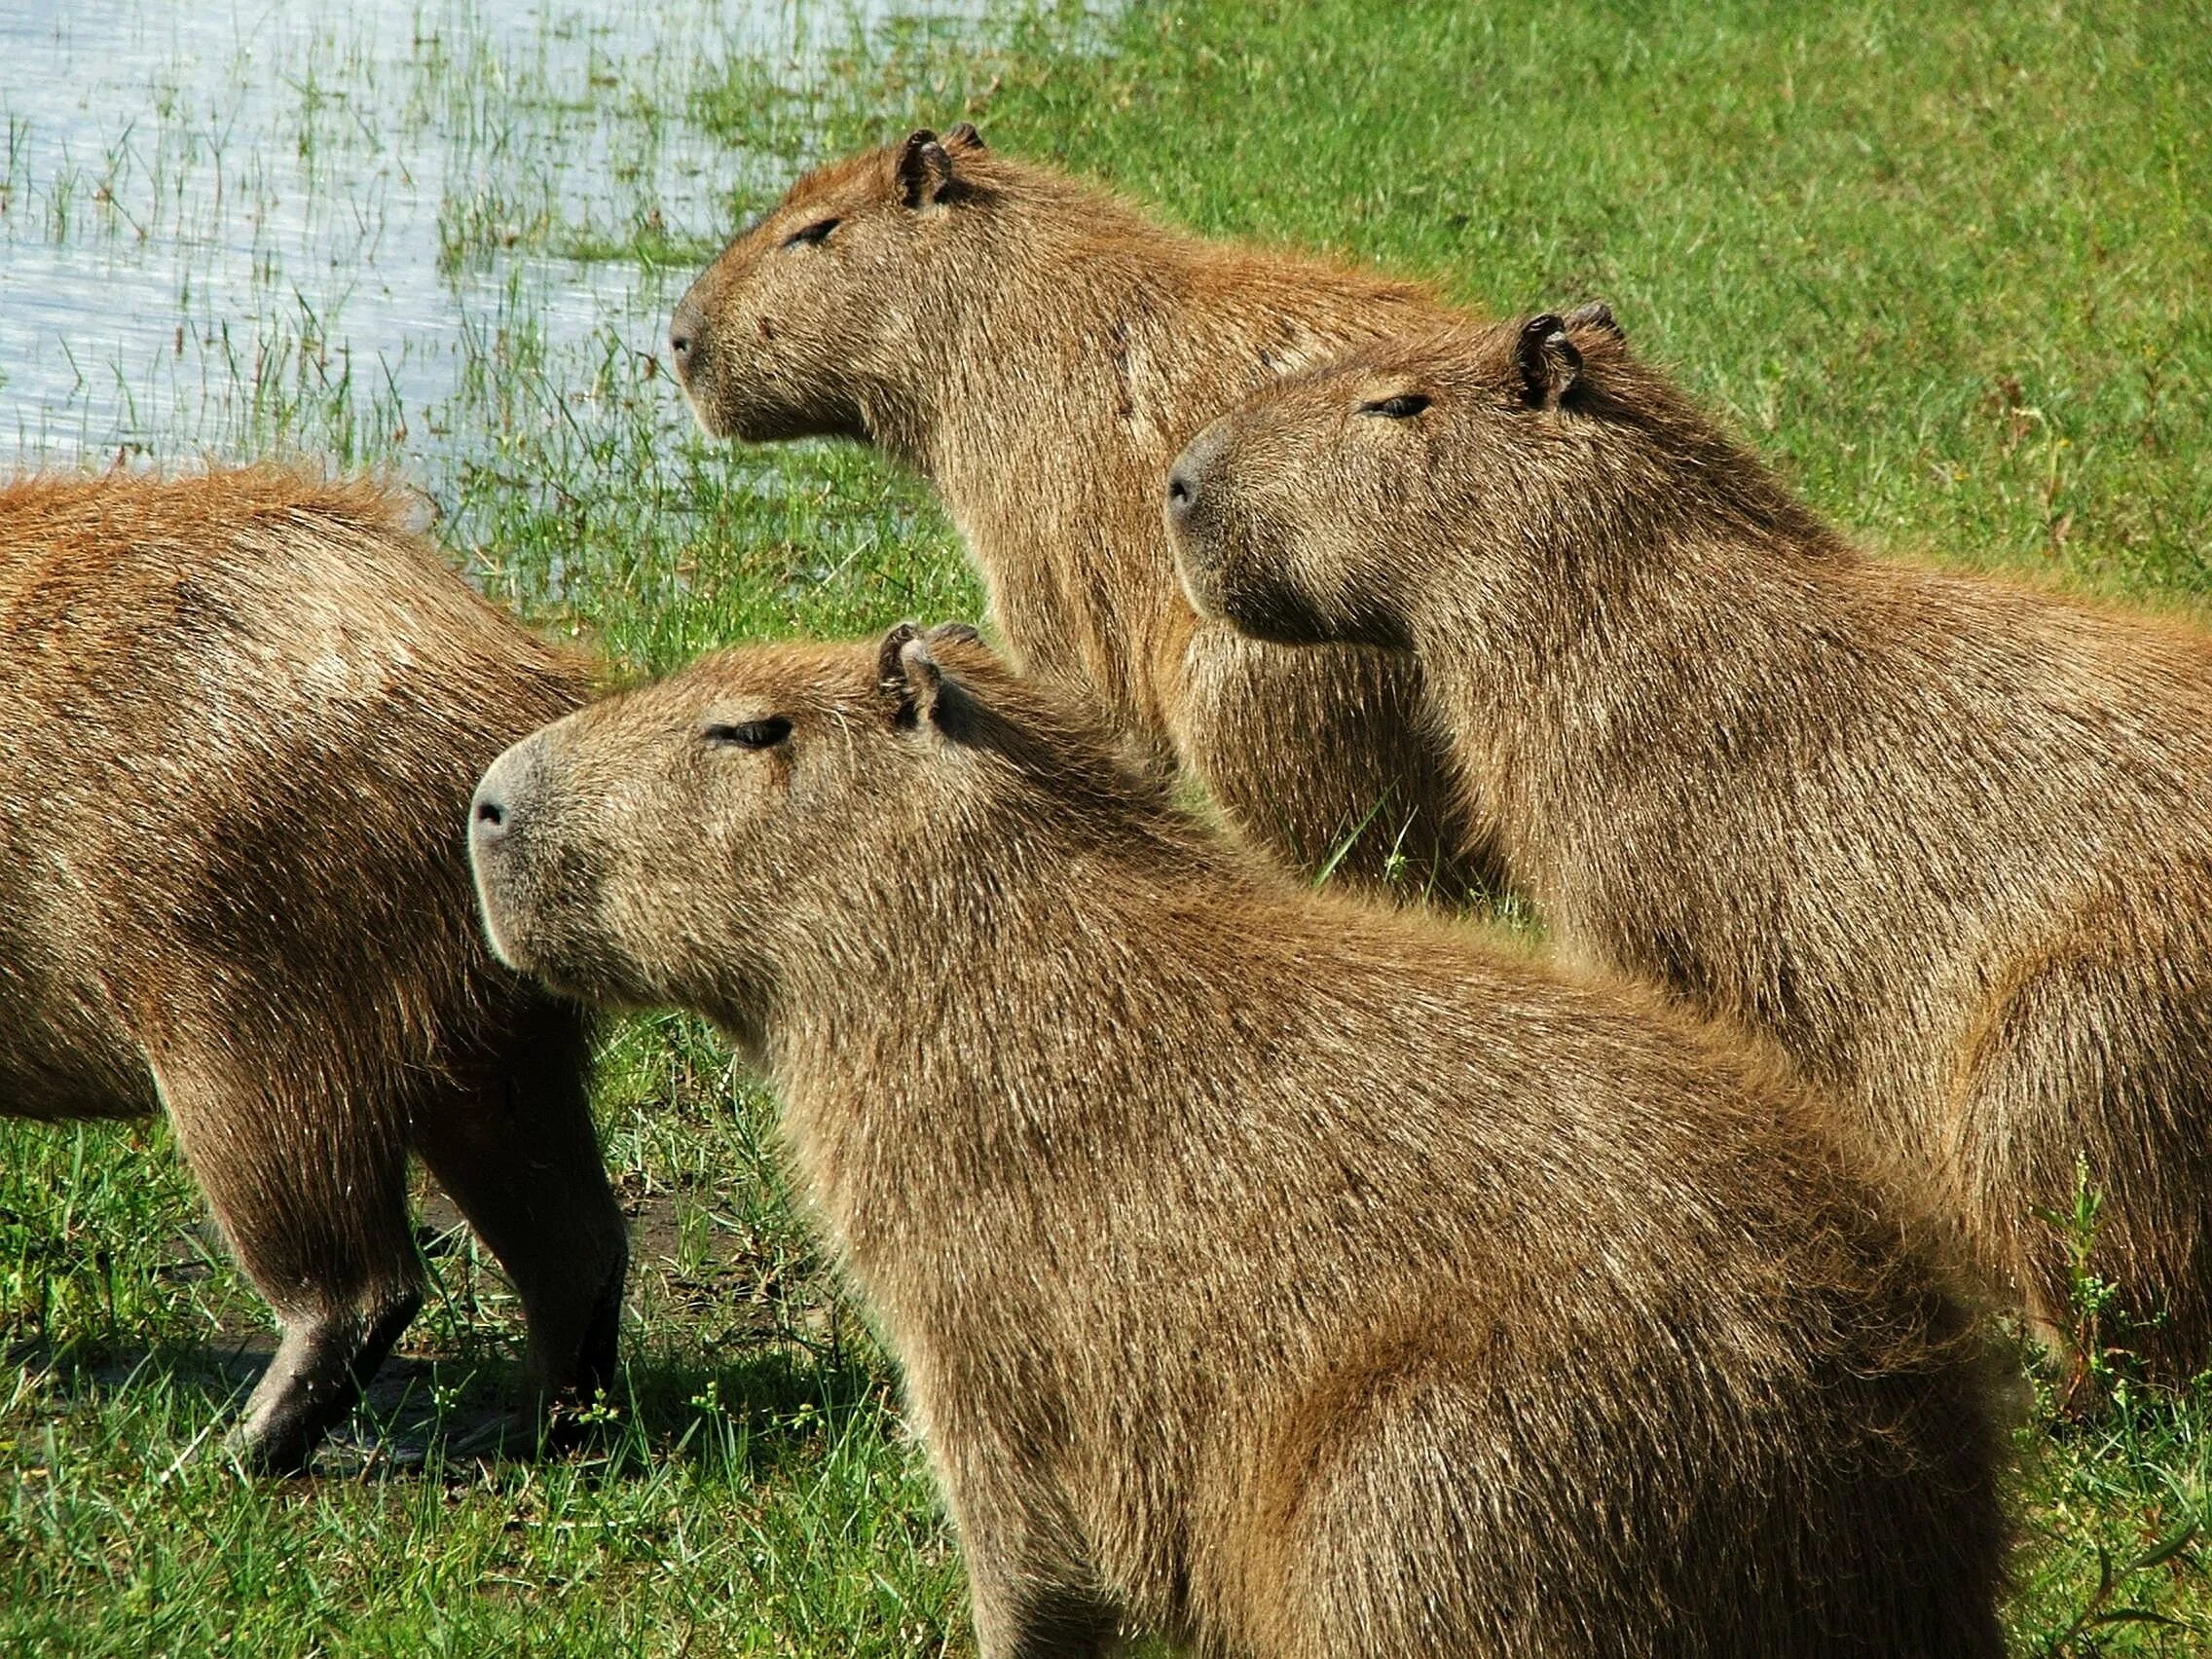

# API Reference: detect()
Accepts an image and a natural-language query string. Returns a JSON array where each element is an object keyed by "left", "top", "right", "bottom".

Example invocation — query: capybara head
[
  {"left": 469, "top": 621, "right": 1197, "bottom": 1042},
  {"left": 1164, "top": 305, "right": 1811, "bottom": 649},
  {"left": 669, "top": 124, "right": 994, "bottom": 443}
]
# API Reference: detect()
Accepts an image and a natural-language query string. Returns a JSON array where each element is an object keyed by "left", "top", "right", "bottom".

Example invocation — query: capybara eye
[
  {"left": 703, "top": 717, "right": 793, "bottom": 750},
  {"left": 782, "top": 217, "right": 839, "bottom": 249},
  {"left": 1357, "top": 393, "right": 1431, "bottom": 420}
]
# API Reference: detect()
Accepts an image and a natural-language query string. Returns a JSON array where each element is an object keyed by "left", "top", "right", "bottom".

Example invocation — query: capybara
[
  {"left": 1167, "top": 309, "right": 2212, "bottom": 1375},
  {"left": 469, "top": 622, "right": 2008, "bottom": 1658},
  {"left": 668, "top": 125, "right": 1493, "bottom": 894},
  {"left": 0, "top": 468, "right": 627, "bottom": 1472}
]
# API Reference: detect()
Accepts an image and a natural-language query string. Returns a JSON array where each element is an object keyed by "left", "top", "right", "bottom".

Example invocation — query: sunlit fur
[
  {"left": 1171, "top": 313, "right": 2212, "bottom": 1374},
  {"left": 0, "top": 468, "right": 626, "bottom": 1472},
  {"left": 473, "top": 629, "right": 2008, "bottom": 1658},
  {"left": 669, "top": 128, "right": 1493, "bottom": 894}
]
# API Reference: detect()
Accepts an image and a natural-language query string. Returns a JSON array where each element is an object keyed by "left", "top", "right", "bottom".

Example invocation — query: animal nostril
[
  {"left": 669, "top": 297, "right": 708, "bottom": 373},
  {"left": 1166, "top": 472, "right": 1194, "bottom": 513},
  {"left": 475, "top": 799, "right": 505, "bottom": 830}
]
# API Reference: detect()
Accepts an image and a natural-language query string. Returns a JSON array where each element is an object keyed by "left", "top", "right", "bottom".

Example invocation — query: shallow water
[{"left": 0, "top": 0, "right": 966, "bottom": 476}]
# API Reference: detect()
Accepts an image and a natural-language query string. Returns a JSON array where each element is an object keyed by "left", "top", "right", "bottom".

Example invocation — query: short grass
[{"left": 4, "top": 0, "right": 2211, "bottom": 1653}]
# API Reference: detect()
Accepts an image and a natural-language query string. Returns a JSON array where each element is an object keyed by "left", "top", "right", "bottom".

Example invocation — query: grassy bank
[{"left": 5, "top": 0, "right": 2210, "bottom": 1652}]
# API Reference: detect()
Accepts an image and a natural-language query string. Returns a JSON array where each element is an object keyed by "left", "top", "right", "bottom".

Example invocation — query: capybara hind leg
[
  {"left": 155, "top": 1061, "right": 422, "bottom": 1474},
  {"left": 413, "top": 1009, "right": 627, "bottom": 1430},
  {"left": 229, "top": 1284, "right": 423, "bottom": 1473},
  {"left": 1275, "top": 1409, "right": 2005, "bottom": 1659},
  {"left": 1952, "top": 916, "right": 2212, "bottom": 1377}
]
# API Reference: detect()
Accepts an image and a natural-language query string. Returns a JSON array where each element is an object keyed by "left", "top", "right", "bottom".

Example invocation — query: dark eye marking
[
  {"left": 703, "top": 717, "right": 793, "bottom": 750},
  {"left": 1357, "top": 393, "right": 1432, "bottom": 420},
  {"left": 782, "top": 217, "right": 839, "bottom": 248}
]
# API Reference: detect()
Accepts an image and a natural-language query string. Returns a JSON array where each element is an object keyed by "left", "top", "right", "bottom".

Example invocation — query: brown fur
[
  {"left": 669, "top": 127, "right": 1492, "bottom": 892},
  {"left": 470, "top": 625, "right": 2008, "bottom": 1657},
  {"left": 1168, "top": 310, "right": 2212, "bottom": 1374},
  {"left": 0, "top": 467, "right": 627, "bottom": 1471}
]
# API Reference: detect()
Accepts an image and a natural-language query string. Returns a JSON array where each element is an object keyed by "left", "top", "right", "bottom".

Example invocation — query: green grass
[
  {"left": 5, "top": 0, "right": 2211, "bottom": 1652},
  {"left": 961, "top": 0, "right": 2212, "bottom": 601}
]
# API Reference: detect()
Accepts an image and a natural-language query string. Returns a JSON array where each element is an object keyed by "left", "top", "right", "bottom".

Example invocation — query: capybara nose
[
  {"left": 1165, "top": 465, "right": 1198, "bottom": 528},
  {"left": 1165, "top": 422, "right": 1231, "bottom": 536},
  {"left": 470, "top": 740, "right": 539, "bottom": 856},
  {"left": 668, "top": 298, "right": 706, "bottom": 380}
]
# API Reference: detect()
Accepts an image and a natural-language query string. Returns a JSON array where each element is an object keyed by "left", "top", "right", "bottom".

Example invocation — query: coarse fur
[
  {"left": 669, "top": 126, "right": 1491, "bottom": 893},
  {"left": 470, "top": 626, "right": 2008, "bottom": 1658},
  {"left": 1167, "top": 311, "right": 2212, "bottom": 1375},
  {"left": 0, "top": 467, "right": 627, "bottom": 1472}
]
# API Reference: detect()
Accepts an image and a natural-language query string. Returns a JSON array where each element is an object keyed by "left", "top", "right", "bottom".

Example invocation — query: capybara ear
[
  {"left": 875, "top": 620, "right": 948, "bottom": 728},
  {"left": 943, "top": 121, "right": 985, "bottom": 152},
  {"left": 1564, "top": 300, "right": 1622, "bottom": 339},
  {"left": 896, "top": 129, "right": 958, "bottom": 208},
  {"left": 1516, "top": 313, "right": 1583, "bottom": 410}
]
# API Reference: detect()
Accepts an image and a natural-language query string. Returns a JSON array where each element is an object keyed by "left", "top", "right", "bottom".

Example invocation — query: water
[{"left": 0, "top": 0, "right": 972, "bottom": 476}]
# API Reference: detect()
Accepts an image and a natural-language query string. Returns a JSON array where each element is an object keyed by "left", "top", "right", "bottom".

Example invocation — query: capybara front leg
[
  {"left": 414, "top": 1005, "right": 627, "bottom": 1447},
  {"left": 967, "top": 1565, "right": 1121, "bottom": 1659},
  {"left": 942, "top": 1476, "right": 1121, "bottom": 1659}
]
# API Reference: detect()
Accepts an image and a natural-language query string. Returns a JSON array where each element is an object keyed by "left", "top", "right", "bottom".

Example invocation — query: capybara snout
[
  {"left": 665, "top": 293, "right": 706, "bottom": 382},
  {"left": 1161, "top": 420, "right": 1222, "bottom": 531},
  {"left": 468, "top": 736, "right": 545, "bottom": 970},
  {"left": 470, "top": 711, "right": 676, "bottom": 1009},
  {"left": 471, "top": 702, "right": 682, "bottom": 1010},
  {"left": 669, "top": 125, "right": 986, "bottom": 446},
  {"left": 470, "top": 751, "right": 522, "bottom": 844},
  {"left": 1166, "top": 380, "right": 1434, "bottom": 652},
  {"left": 1165, "top": 406, "right": 1336, "bottom": 647},
  {"left": 470, "top": 624, "right": 996, "bottom": 1025}
]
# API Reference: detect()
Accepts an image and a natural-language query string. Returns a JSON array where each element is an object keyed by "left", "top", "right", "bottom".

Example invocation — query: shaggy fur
[
  {"left": 669, "top": 125, "right": 1491, "bottom": 892},
  {"left": 0, "top": 468, "right": 627, "bottom": 1471},
  {"left": 1167, "top": 310, "right": 2212, "bottom": 1373},
  {"left": 471, "top": 626, "right": 2008, "bottom": 1658}
]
